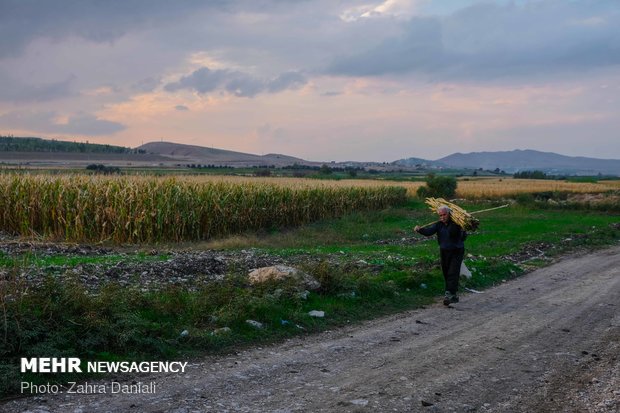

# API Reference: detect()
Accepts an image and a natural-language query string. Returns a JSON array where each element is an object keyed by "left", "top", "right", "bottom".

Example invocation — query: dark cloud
[
  {"left": 59, "top": 113, "right": 126, "bottom": 135},
  {"left": 131, "top": 77, "right": 162, "bottom": 93},
  {"left": 0, "top": 72, "right": 75, "bottom": 102},
  {"left": 175, "top": 105, "right": 190, "bottom": 111},
  {"left": 164, "top": 67, "right": 307, "bottom": 97},
  {"left": 321, "top": 91, "right": 342, "bottom": 97},
  {"left": 0, "top": 0, "right": 229, "bottom": 58},
  {"left": 329, "top": 17, "right": 444, "bottom": 76},
  {"left": 327, "top": 1, "right": 620, "bottom": 81},
  {"left": 165, "top": 67, "right": 230, "bottom": 94},
  {"left": 224, "top": 74, "right": 265, "bottom": 97},
  {"left": 0, "top": 110, "right": 126, "bottom": 135},
  {"left": 267, "top": 71, "right": 307, "bottom": 93}
]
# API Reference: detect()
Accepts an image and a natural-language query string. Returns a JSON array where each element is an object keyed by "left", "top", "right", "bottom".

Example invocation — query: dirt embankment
[{"left": 3, "top": 246, "right": 619, "bottom": 413}]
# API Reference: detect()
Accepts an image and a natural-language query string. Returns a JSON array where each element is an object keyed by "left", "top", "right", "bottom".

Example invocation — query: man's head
[{"left": 437, "top": 205, "right": 451, "bottom": 223}]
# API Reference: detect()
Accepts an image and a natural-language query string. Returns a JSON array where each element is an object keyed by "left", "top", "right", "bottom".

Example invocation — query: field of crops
[
  {"left": 456, "top": 177, "right": 620, "bottom": 198},
  {"left": 2, "top": 173, "right": 619, "bottom": 243},
  {"left": 131, "top": 175, "right": 620, "bottom": 197},
  {"left": 324, "top": 177, "right": 620, "bottom": 198},
  {"left": 0, "top": 174, "right": 406, "bottom": 243}
]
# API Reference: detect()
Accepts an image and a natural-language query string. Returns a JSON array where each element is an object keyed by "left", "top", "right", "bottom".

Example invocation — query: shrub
[
  {"left": 86, "top": 164, "right": 121, "bottom": 175},
  {"left": 416, "top": 174, "right": 457, "bottom": 199},
  {"left": 515, "top": 193, "right": 535, "bottom": 205},
  {"left": 513, "top": 170, "right": 547, "bottom": 179},
  {"left": 253, "top": 168, "right": 272, "bottom": 177}
]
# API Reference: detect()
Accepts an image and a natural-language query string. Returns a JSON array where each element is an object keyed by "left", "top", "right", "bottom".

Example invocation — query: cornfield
[{"left": 0, "top": 174, "right": 407, "bottom": 243}]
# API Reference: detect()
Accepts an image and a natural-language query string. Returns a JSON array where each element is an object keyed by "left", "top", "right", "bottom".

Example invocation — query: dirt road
[{"left": 4, "top": 246, "right": 619, "bottom": 413}]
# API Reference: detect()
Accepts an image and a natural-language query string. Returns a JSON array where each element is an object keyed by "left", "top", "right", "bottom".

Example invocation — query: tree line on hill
[
  {"left": 0, "top": 136, "right": 143, "bottom": 154},
  {"left": 513, "top": 170, "right": 549, "bottom": 179},
  {"left": 513, "top": 170, "right": 609, "bottom": 181},
  {"left": 85, "top": 164, "right": 121, "bottom": 175}
]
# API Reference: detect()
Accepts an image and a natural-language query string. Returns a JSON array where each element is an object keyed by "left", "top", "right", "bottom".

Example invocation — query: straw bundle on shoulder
[{"left": 425, "top": 197, "right": 480, "bottom": 231}]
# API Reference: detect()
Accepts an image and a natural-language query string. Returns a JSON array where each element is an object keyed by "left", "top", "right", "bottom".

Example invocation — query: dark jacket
[{"left": 417, "top": 219, "right": 466, "bottom": 250}]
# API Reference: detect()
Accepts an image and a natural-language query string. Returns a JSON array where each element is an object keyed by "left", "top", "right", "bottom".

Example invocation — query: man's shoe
[{"left": 443, "top": 292, "right": 458, "bottom": 306}]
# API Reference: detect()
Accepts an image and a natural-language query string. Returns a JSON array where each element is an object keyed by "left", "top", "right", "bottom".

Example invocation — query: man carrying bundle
[{"left": 414, "top": 205, "right": 467, "bottom": 306}]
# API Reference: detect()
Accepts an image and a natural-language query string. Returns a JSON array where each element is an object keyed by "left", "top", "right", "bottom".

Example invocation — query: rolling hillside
[{"left": 137, "top": 141, "right": 318, "bottom": 167}]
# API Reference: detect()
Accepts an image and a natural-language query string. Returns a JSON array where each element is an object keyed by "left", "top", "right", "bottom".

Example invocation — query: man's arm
[{"left": 415, "top": 222, "right": 438, "bottom": 236}]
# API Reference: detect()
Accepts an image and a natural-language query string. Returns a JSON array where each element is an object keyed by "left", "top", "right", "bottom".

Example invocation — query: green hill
[{"left": 0, "top": 136, "right": 142, "bottom": 154}]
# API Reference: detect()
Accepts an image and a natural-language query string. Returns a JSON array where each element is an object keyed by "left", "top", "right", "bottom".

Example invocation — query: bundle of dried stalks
[{"left": 424, "top": 197, "right": 480, "bottom": 231}]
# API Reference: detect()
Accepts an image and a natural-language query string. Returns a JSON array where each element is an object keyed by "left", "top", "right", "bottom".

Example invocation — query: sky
[{"left": 1, "top": 0, "right": 619, "bottom": 162}]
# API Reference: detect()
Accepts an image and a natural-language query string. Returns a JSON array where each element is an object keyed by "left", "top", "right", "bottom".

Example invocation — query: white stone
[
  {"left": 212, "top": 327, "right": 231, "bottom": 335},
  {"left": 246, "top": 320, "right": 263, "bottom": 329},
  {"left": 248, "top": 265, "right": 320, "bottom": 291},
  {"left": 308, "top": 310, "right": 325, "bottom": 318}
]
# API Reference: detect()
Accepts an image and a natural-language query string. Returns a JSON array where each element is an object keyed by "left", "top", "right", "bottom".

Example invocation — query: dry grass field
[
  {"left": 172, "top": 175, "right": 620, "bottom": 198},
  {"left": 455, "top": 177, "right": 620, "bottom": 198}
]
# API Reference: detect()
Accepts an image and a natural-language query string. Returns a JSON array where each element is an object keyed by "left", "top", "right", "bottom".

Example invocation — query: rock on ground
[{"left": 248, "top": 265, "right": 321, "bottom": 291}]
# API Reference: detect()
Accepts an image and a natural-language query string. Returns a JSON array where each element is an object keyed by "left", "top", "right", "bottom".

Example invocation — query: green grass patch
[{"left": 0, "top": 251, "right": 169, "bottom": 269}]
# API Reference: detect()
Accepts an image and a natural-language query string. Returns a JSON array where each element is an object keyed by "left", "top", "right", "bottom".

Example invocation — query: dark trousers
[{"left": 440, "top": 248, "right": 464, "bottom": 295}]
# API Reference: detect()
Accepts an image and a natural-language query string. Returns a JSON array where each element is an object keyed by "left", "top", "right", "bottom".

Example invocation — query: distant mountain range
[
  {"left": 138, "top": 143, "right": 620, "bottom": 175},
  {"left": 2, "top": 136, "right": 619, "bottom": 175},
  {"left": 395, "top": 149, "right": 620, "bottom": 176}
]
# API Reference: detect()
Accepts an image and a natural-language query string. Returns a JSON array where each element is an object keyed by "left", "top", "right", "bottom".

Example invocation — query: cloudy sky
[{"left": 1, "top": 0, "right": 619, "bottom": 162}]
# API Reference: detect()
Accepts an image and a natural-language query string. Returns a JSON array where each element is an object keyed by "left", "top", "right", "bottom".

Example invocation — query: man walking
[{"left": 414, "top": 205, "right": 467, "bottom": 306}]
